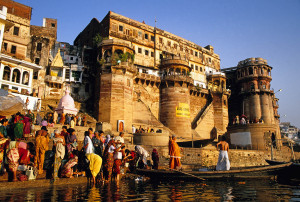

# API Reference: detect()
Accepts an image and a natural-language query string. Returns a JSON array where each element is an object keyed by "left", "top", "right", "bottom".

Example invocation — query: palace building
[{"left": 74, "top": 11, "right": 230, "bottom": 140}]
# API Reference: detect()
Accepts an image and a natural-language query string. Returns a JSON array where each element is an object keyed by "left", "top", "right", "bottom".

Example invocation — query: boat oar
[{"left": 171, "top": 169, "right": 205, "bottom": 181}]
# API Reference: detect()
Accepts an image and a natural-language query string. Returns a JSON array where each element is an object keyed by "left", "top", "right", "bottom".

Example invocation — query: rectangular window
[
  {"left": 167, "top": 41, "right": 171, "bottom": 47},
  {"left": 159, "top": 37, "right": 163, "bottom": 43},
  {"left": 126, "top": 29, "right": 130, "bottom": 35},
  {"left": 190, "top": 49, "right": 193, "bottom": 54},
  {"left": 119, "top": 25, "right": 123, "bottom": 32},
  {"left": 34, "top": 58, "right": 40, "bottom": 65},
  {"left": 37, "top": 43, "right": 42, "bottom": 51},
  {"left": 144, "top": 33, "right": 148, "bottom": 40},
  {"left": 33, "top": 71, "right": 38, "bottom": 79},
  {"left": 138, "top": 31, "right": 142, "bottom": 38},
  {"left": 1, "top": 84, "right": 9, "bottom": 90},
  {"left": 145, "top": 50, "right": 149, "bottom": 56},
  {"left": 191, "top": 64, "right": 194, "bottom": 70},
  {"left": 209, "top": 58, "right": 211, "bottom": 63},
  {"left": 151, "top": 52, "right": 154, "bottom": 57},
  {"left": 3, "top": 43, "right": 7, "bottom": 51},
  {"left": 133, "top": 29, "right": 138, "bottom": 37},
  {"left": 65, "top": 69, "right": 70, "bottom": 79},
  {"left": 180, "top": 46, "right": 183, "bottom": 51},
  {"left": 195, "top": 65, "right": 198, "bottom": 71},
  {"left": 11, "top": 45, "right": 16, "bottom": 54},
  {"left": 151, "top": 35, "right": 155, "bottom": 42},
  {"left": 138, "top": 48, "right": 142, "bottom": 54},
  {"left": 112, "top": 23, "right": 117, "bottom": 31},
  {"left": 174, "top": 44, "right": 177, "bottom": 49},
  {"left": 70, "top": 57, "right": 73, "bottom": 61},
  {"left": 13, "top": 27, "right": 19, "bottom": 36},
  {"left": 195, "top": 51, "right": 198, "bottom": 57}
]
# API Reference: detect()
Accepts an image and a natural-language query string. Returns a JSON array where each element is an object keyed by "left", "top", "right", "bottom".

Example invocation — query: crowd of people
[
  {"left": 0, "top": 111, "right": 164, "bottom": 185},
  {"left": 0, "top": 110, "right": 230, "bottom": 185},
  {"left": 38, "top": 112, "right": 87, "bottom": 128}
]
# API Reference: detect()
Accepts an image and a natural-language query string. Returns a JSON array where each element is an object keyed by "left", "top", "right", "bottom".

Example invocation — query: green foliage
[
  {"left": 99, "top": 58, "right": 105, "bottom": 65},
  {"left": 113, "top": 52, "right": 135, "bottom": 63},
  {"left": 92, "top": 34, "right": 108, "bottom": 46}
]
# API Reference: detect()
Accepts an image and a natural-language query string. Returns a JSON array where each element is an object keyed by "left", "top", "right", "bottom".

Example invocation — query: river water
[{"left": 1, "top": 178, "right": 300, "bottom": 201}]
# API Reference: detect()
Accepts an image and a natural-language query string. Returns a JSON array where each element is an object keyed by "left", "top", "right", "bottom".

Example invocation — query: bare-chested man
[{"left": 216, "top": 136, "right": 230, "bottom": 171}]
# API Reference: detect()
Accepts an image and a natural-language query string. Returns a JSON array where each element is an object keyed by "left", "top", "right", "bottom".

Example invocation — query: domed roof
[{"left": 55, "top": 87, "right": 78, "bottom": 115}]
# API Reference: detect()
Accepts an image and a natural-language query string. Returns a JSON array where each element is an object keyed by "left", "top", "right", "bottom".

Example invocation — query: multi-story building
[
  {"left": 222, "top": 58, "right": 281, "bottom": 149},
  {"left": 0, "top": 0, "right": 42, "bottom": 110},
  {"left": 74, "top": 11, "right": 230, "bottom": 139}
]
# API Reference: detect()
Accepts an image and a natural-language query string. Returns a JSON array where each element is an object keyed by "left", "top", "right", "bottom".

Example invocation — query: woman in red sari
[{"left": 23, "top": 116, "right": 31, "bottom": 138}]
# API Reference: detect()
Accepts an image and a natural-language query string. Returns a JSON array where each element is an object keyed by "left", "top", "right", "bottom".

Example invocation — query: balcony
[{"left": 45, "top": 75, "right": 64, "bottom": 83}]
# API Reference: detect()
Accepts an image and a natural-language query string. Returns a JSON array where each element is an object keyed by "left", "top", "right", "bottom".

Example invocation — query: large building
[
  {"left": 222, "top": 58, "right": 281, "bottom": 149},
  {"left": 0, "top": 0, "right": 42, "bottom": 109},
  {"left": 74, "top": 11, "right": 230, "bottom": 139}
]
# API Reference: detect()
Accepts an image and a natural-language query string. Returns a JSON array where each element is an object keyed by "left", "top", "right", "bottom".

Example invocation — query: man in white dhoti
[{"left": 216, "top": 136, "right": 230, "bottom": 171}]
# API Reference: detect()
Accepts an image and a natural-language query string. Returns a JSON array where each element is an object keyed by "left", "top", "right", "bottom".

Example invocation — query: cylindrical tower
[
  {"left": 236, "top": 57, "right": 273, "bottom": 123},
  {"left": 160, "top": 56, "right": 193, "bottom": 138}
]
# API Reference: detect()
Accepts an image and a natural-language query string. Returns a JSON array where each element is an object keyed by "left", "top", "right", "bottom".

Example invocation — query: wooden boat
[
  {"left": 136, "top": 163, "right": 292, "bottom": 180},
  {"left": 266, "top": 159, "right": 300, "bottom": 180},
  {"left": 177, "top": 138, "right": 215, "bottom": 148}
]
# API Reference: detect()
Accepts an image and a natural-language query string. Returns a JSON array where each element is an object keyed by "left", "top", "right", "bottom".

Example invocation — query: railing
[{"left": 44, "top": 75, "right": 64, "bottom": 83}]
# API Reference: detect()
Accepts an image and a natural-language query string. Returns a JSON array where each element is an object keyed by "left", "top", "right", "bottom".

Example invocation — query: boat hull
[{"left": 136, "top": 163, "right": 292, "bottom": 180}]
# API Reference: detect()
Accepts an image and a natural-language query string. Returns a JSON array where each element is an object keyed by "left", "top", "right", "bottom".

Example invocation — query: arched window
[
  {"left": 250, "top": 83, "right": 255, "bottom": 90},
  {"left": 169, "top": 68, "right": 174, "bottom": 75},
  {"left": 103, "top": 49, "right": 112, "bottom": 63},
  {"left": 3, "top": 66, "right": 11, "bottom": 81},
  {"left": 22, "top": 71, "right": 29, "bottom": 85},
  {"left": 182, "top": 69, "right": 186, "bottom": 75},
  {"left": 249, "top": 67, "right": 253, "bottom": 75},
  {"left": 261, "top": 68, "right": 264, "bottom": 75},
  {"left": 12, "top": 69, "right": 21, "bottom": 83},
  {"left": 175, "top": 68, "right": 181, "bottom": 75},
  {"left": 268, "top": 69, "right": 271, "bottom": 76},
  {"left": 200, "top": 67, "right": 203, "bottom": 72}
]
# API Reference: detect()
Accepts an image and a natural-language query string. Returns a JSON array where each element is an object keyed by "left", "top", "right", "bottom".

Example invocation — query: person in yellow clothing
[
  {"left": 86, "top": 153, "right": 102, "bottom": 185},
  {"left": 34, "top": 126, "right": 49, "bottom": 174}
]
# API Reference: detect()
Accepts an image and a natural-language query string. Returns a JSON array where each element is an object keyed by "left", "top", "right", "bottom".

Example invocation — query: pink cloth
[{"left": 18, "top": 142, "right": 27, "bottom": 150}]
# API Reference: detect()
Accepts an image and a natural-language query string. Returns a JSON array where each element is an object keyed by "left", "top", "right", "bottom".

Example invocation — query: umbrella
[{"left": 0, "top": 92, "right": 24, "bottom": 116}]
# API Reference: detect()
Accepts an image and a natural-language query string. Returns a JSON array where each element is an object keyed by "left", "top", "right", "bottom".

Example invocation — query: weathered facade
[
  {"left": 74, "top": 11, "right": 230, "bottom": 140},
  {"left": 222, "top": 58, "right": 281, "bottom": 150}
]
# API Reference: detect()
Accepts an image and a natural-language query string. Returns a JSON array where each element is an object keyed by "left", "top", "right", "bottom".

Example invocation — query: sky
[{"left": 15, "top": 0, "right": 300, "bottom": 128}]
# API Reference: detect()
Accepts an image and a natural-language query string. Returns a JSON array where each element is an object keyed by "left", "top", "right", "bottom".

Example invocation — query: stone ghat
[{"left": 32, "top": 125, "right": 298, "bottom": 168}]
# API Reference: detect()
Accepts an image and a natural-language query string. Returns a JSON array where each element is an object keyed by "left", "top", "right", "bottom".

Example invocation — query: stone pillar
[
  {"left": 244, "top": 96, "right": 250, "bottom": 118},
  {"left": 160, "top": 84, "right": 191, "bottom": 138},
  {"left": 269, "top": 96, "right": 275, "bottom": 124},
  {"left": 252, "top": 94, "right": 261, "bottom": 121},
  {"left": 260, "top": 93, "right": 271, "bottom": 124}
]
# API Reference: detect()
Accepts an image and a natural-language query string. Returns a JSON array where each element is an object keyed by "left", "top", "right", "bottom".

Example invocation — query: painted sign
[{"left": 176, "top": 103, "right": 190, "bottom": 117}]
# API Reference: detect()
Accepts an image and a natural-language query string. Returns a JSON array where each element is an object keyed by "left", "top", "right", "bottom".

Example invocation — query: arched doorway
[
  {"left": 3, "top": 66, "right": 11, "bottom": 81},
  {"left": 12, "top": 69, "right": 21, "bottom": 83},
  {"left": 22, "top": 71, "right": 29, "bottom": 85}
]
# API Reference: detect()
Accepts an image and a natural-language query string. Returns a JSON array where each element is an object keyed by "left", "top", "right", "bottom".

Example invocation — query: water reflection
[{"left": 0, "top": 179, "right": 299, "bottom": 201}]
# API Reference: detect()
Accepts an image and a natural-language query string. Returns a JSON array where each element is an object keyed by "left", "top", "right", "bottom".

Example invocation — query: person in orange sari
[
  {"left": 169, "top": 135, "right": 181, "bottom": 170},
  {"left": 60, "top": 113, "right": 66, "bottom": 125}
]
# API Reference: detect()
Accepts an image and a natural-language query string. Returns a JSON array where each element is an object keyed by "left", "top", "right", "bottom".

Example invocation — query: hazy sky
[{"left": 16, "top": 0, "right": 300, "bottom": 128}]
